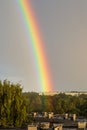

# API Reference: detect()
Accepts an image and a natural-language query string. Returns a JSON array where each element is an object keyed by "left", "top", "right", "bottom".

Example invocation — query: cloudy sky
[{"left": 0, "top": 0, "right": 87, "bottom": 92}]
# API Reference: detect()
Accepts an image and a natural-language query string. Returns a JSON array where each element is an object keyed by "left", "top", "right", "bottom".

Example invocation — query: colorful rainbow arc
[{"left": 16, "top": 0, "right": 53, "bottom": 92}]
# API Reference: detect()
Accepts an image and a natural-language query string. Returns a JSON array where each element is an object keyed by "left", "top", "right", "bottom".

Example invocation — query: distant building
[
  {"left": 78, "top": 122, "right": 86, "bottom": 129},
  {"left": 39, "top": 91, "right": 87, "bottom": 96},
  {"left": 39, "top": 91, "right": 59, "bottom": 96},
  {"left": 28, "top": 125, "right": 37, "bottom": 130}
]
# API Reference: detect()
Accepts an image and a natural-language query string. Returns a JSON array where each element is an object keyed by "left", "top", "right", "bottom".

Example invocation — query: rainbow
[{"left": 16, "top": 0, "right": 53, "bottom": 92}]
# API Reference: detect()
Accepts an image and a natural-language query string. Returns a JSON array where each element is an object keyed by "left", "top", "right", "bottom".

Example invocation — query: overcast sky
[{"left": 0, "top": 0, "right": 87, "bottom": 92}]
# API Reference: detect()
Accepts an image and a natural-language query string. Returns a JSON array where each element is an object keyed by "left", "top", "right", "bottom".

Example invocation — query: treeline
[
  {"left": 0, "top": 80, "right": 87, "bottom": 128},
  {"left": 23, "top": 92, "right": 87, "bottom": 117}
]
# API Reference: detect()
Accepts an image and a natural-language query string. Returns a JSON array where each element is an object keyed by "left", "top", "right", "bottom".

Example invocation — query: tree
[{"left": 0, "top": 80, "right": 27, "bottom": 128}]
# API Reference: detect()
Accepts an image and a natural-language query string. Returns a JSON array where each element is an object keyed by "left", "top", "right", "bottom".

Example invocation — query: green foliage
[
  {"left": 23, "top": 92, "right": 42, "bottom": 113},
  {"left": 23, "top": 92, "right": 87, "bottom": 117},
  {"left": 0, "top": 79, "right": 87, "bottom": 128},
  {"left": 0, "top": 80, "right": 27, "bottom": 128}
]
